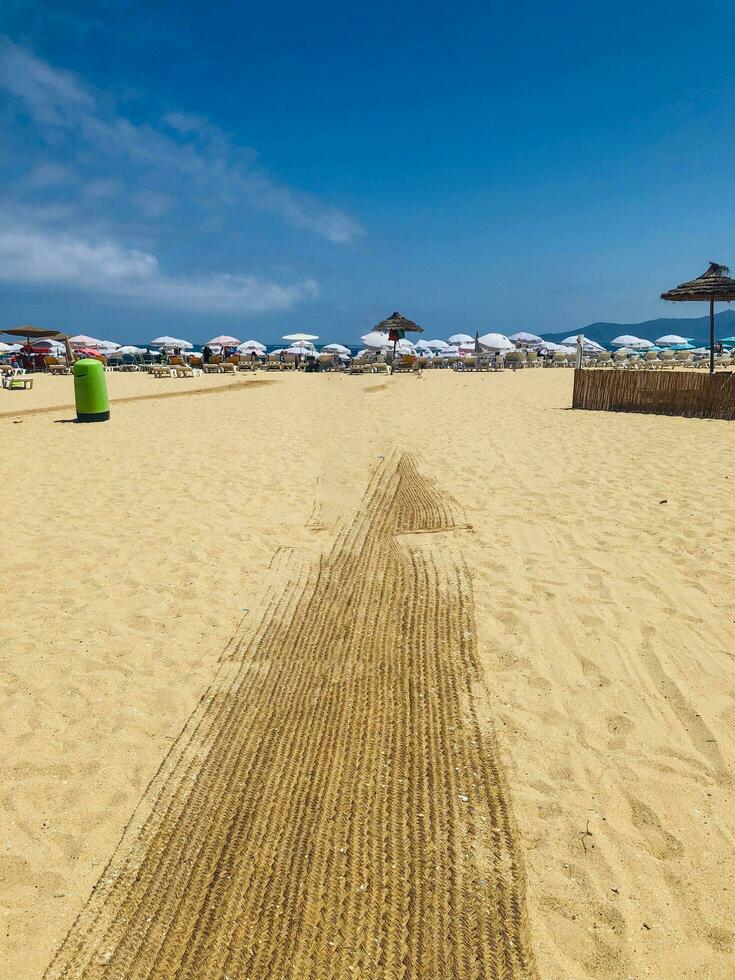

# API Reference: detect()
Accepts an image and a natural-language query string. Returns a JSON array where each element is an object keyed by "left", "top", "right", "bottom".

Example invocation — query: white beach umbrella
[
  {"left": 70, "top": 334, "right": 104, "bottom": 348},
  {"left": 655, "top": 334, "right": 691, "bottom": 346},
  {"left": 442, "top": 345, "right": 461, "bottom": 358},
  {"left": 286, "top": 345, "right": 313, "bottom": 356},
  {"left": 207, "top": 334, "right": 240, "bottom": 346},
  {"left": 0, "top": 341, "right": 20, "bottom": 352},
  {"left": 283, "top": 332, "right": 319, "bottom": 342},
  {"left": 478, "top": 332, "right": 514, "bottom": 352},
  {"left": 117, "top": 345, "right": 146, "bottom": 355},
  {"left": 509, "top": 331, "right": 543, "bottom": 345},
  {"left": 321, "top": 343, "right": 351, "bottom": 354},
  {"left": 151, "top": 335, "right": 192, "bottom": 349},
  {"left": 27, "top": 338, "right": 65, "bottom": 351},
  {"left": 238, "top": 339, "right": 266, "bottom": 352},
  {"left": 561, "top": 335, "right": 605, "bottom": 352},
  {"left": 99, "top": 340, "right": 121, "bottom": 351},
  {"left": 424, "top": 339, "right": 449, "bottom": 350},
  {"left": 611, "top": 334, "right": 653, "bottom": 349},
  {"left": 448, "top": 333, "right": 474, "bottom": 345},
  {"left": 361, "top": 331, "right": 391, "bottom": 348}
]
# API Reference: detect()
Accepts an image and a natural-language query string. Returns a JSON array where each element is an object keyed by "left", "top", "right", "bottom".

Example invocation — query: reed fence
[{"left": 572, "top": 369, "right": 735, "bottom": 420}]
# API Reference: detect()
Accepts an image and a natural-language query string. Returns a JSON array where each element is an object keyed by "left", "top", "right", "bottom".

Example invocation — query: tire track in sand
[{"left": 47, "top": 453, "right": 537, "bottom": 979}]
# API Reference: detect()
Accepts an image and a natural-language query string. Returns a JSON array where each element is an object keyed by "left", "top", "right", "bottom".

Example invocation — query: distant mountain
[{"left": 545, "top": 307, "right": 735, "bottom": 346}]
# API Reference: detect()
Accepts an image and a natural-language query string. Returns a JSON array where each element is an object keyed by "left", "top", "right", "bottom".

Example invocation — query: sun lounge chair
[
  {"left": 505, "top": 352, "right": 525, "bottom": 370},
  {"left": 44, "top": 356, "right": 70, "bottom": 375},
  {"left": 219, "top": 362, "right": 237, "bottom": 374},
  {"left": 3, "top": 374, "right": 33, "bottom": 390},
  {"left": 151, "top": 365, "right": 176, "bottom": 378},
  {"left": 392, "top": 354, "right": 417, "bottom": 373},
  {"left": 202, "top": 363, "right": 221, "bottom": 374},
  {"left": 318, "top": 354, "right": 337, "bottom": 371}
]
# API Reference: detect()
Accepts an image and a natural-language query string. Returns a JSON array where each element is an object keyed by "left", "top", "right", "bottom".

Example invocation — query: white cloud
[
  {"left": 0, "top": 36, "right": 92, "bottom": 125},
  {"left": 0, "top": 225, "right": 157, "bottom": 284},
  {"left": 0, "top": 37, "right": 363, "bottom": 244},
  {"left": 0, "top": 223, "right": 318, "bottom": 313},
  {"left": 23, "top": 163, "right": 75, "bottom": 188}
]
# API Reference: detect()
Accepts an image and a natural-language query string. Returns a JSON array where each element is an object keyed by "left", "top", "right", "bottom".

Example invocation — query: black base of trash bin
[{"left": 76, "top": 410, "right": 110, "bottom": 422}]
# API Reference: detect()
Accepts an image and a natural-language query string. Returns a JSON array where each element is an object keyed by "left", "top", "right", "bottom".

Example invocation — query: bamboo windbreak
[
  {"left": 572, "top": 368, "right": 735, "bottom": 420},
  {"left": 47, "top": 454, "right": 537, "bottom": 980}
]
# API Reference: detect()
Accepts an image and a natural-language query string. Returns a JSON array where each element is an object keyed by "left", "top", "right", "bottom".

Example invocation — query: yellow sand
[{"left": 1, "top": 369, "right": 733, "bottom": 978}]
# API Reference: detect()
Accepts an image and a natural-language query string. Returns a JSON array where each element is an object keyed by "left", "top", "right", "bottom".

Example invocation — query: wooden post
[{"left": 709, "top": 298, "right": 715, "bottom": 375}]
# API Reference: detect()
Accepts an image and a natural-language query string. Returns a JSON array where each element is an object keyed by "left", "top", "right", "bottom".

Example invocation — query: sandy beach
[{"left": 1, "top": 369, "right": 733, "bottom": 978}]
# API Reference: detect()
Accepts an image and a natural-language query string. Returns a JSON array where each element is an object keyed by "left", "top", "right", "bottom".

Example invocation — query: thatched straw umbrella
[
  {"left": 661, "top": 262, "right": 735, "bottom": 374},
  {"left": 374, "top": 311, "right": 424, "bottom": 360}
]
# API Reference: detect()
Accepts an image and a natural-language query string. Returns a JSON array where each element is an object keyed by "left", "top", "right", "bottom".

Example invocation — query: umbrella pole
[{"left": 709, "top": 298, "right": 715, "bottom": 375}]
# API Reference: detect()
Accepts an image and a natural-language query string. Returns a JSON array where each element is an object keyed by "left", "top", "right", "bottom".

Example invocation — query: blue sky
[{"left": 0, "top": 0, "right": 733, "bottom": 344}]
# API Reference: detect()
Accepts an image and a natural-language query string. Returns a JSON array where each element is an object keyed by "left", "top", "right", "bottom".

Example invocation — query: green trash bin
[{"left": 73, "top": 358, "right": 110, "bottom": 422}]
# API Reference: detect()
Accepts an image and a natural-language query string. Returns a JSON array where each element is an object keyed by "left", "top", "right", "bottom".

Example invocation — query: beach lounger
[
  {"left": 506, "top": 352, "right": 525, "bottom": 370},
  {"left": 202, "top": 363, "right": 221, "bottom": 374},
  {"left": 392, "top": 355, "right": 417, "bottom": 373},
  {"left": 3, "top": 375, "right": 34, "bottom": 390},
  {"left": 219, "top": 362, "right": 237, "bottom": 374},
  {"left": 151, "top": 365, "right": 176, "bottom": 378},
  {"left": 44, "top": 356, "right": 70, "bottom": 375}
]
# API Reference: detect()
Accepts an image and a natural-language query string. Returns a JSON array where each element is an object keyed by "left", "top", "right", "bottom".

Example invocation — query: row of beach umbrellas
[{"left": 4, "top": 269, "right": 735, "bottom": 368}]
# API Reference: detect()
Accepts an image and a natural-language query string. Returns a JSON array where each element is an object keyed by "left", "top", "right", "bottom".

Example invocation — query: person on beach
[{"left": 203, "top": 345, "right": 212, "bottom": 364}]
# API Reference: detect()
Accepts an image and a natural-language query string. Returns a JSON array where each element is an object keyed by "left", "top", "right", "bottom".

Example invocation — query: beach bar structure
[{"left": 661, "top": 262, "right": 735, "bottom": 374}]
